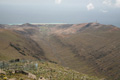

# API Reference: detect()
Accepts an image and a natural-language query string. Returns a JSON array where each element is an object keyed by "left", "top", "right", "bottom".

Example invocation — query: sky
[{"left": 0, "top": 0, "right": 120, "bottom": 27}]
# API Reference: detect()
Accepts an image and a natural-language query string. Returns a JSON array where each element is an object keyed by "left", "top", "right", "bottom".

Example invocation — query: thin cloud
[
  {"left": 101, "top": 9, "right": 108, "bottom": 13},
  {"left": 103, "top": 0, "right": 112, "bottom": 5},
  {"left": 55, "top": 0, "right": 62, "bottom": 4},
  {"left": 103, "top": 0, "right": 120, "bottom": 8},
  {"left": 87, "top": 3, "right": 95, "bottom": 10},
  {"left": 115, "top": 0, "right": 120, "bottom": 7}
]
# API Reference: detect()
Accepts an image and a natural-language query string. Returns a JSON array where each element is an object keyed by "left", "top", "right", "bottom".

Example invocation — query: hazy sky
[{"left": 0, "top": 0, "right": 120, "bottom": 27}]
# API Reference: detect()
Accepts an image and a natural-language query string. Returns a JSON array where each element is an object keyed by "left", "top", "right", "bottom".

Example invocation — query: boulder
[
  {"left": 28, "top": 73, "right": 37, "bottom": 80},
  {"left": 9, "top": 69, "right": 15, "bottom": 74},
  {"left": 38, "top": 77, "right": 46, "bottom": 80},
  {"left": 0, "top": 69, "right": 6, "bottom": 74},
  {"left": 8, "top": 78, "right": 16, "bottom": 80},
  {"left": 14, "top": 70, "right": 28, "bottom": 75}
]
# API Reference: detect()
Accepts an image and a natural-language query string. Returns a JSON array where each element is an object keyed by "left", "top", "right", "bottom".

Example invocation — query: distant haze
[{"left": 0, "top": 0, "right": 120, "bottom": 27}]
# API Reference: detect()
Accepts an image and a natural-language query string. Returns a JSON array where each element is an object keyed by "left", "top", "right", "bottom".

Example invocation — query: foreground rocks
[
  {"left": 28, "top": 73, "right": 37, "bottom": 79},
  {"left": 38, "top": 77, "right": 47, "bottom": 80},
  {"left": 8, "top": 78, "right": 16, "bottom": 80},
  {"left": 0, "top": 69, "right": 38, "bottom": 80},
  {"left": 0, "top": 69, "right": 6, "bottom": 74}
]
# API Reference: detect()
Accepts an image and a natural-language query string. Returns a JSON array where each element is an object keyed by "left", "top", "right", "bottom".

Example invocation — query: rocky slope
[
  {"left": 0, "top": 60, "right": 102, "bottom": 80},
  {"left": 0, "top": 29, "right": 46, "bottom": 61}
]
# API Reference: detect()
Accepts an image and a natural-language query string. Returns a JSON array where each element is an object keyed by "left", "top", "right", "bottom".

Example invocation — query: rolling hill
[
  {"left": 0, "top": 23, "right": 120, "bottom": 80},
  {"left": 0, "top": 29, "right": 46, "bottom": 61}
]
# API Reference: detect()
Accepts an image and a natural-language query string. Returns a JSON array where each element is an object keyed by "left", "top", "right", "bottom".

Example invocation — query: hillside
[
  {"left": 0, "top": 29, "right": 46, "bottom": 61},
  {"left": 0, "top": 60, "right": 102, "bottom": 80},
  {"left": 0, "top": 23, "right": 120, "bottom": 80},
  {"left": 47, "top": 23, "right": 120, "bottom": 80}
]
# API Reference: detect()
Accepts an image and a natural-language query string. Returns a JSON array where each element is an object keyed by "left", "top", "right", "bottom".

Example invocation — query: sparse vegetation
[{"left": 0, "top": 60, "right": 102, "bottom": 80}]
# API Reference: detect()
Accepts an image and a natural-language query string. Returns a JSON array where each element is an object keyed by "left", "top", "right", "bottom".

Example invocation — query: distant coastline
[{"left": 5, "top": 23, "right": 68, "bottom": 25}]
